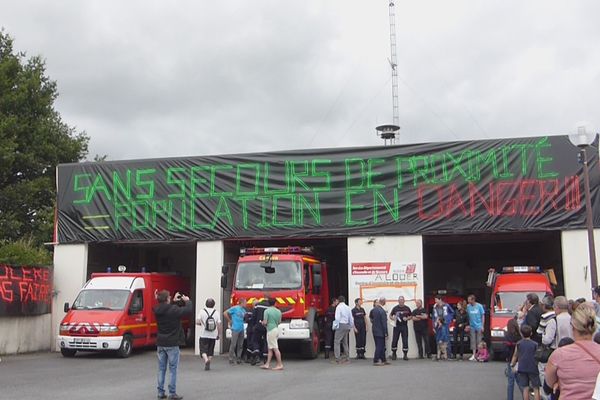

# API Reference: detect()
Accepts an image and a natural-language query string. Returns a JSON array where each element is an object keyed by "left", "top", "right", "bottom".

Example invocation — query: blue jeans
[
  {"left": 506, "top": 362, "right": 517, "bottom": 400},
  {"left": 157, "top": 346, "right": 180, "bottom": 396}
]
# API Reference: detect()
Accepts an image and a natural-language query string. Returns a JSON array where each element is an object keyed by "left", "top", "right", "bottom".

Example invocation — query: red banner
[{"left": 0, "top": 264, "right": 53, "bottom": 316}]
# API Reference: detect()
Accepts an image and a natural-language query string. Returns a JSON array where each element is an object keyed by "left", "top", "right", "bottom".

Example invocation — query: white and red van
[
  {"left": 57, "top": 272, "right": 190, "bottom": 358},
  {"left": 487, "top": 266, "right": 553, "bottom": 358}
]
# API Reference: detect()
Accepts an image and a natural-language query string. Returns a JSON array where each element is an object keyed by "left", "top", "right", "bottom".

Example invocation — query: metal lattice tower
[
  {"left": 388, "top": 0, "right": 399, "bottom": 129},
  {"left": 376, "top": 0, "right": 400, "bottom": 146}
]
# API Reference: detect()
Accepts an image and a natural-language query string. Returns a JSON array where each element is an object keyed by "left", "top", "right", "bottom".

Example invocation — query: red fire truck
[
  {"left": 226, "top": 246, "right": 329, "bottom": 358},
  {"left": 57, "top": 272, "right": 191, "bottom": 358},
  {"left": 487, "top": 266, "right": 553, "bottom": 358}
]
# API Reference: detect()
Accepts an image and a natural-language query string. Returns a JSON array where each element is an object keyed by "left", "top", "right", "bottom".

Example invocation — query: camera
[{"left": 173, "top": 292, "right": 187, "bottom": 307}]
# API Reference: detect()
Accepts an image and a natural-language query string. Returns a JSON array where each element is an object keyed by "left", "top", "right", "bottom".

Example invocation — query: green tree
[
  {"left": 0, "top": 30, "right": 89, "bottom": 246},
  {"left": 0, "top": 237, "right": 52, "bottom": 265}
]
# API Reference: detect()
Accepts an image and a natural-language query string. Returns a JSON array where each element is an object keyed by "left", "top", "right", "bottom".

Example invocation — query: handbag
[
  {"left": 534, "top": 344, "right": 554, "bottom": 363},
  {"left": 332, "top": 319, "right": 340, "bottom": 331}
]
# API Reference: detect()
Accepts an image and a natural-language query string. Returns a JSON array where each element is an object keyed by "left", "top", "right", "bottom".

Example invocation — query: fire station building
[{"left": 50, "top": 134, "right": 600, "bottom": 357}]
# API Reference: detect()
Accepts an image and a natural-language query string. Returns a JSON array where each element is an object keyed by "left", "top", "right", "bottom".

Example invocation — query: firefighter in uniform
[
  {"left": 249, "top": 298, "right": 269, "bottom": 364},
  {"left": 389, "top": 295, "right": 412, "bottom": 360},
  {"left": 352, "top": 298, "right": 367, "bottom": 359},
  {"left": 323, "top": 297, "right": 339, "bottom": 359},
  {"left": 243, "top": 301, "right": 256, "bottom": 363}
]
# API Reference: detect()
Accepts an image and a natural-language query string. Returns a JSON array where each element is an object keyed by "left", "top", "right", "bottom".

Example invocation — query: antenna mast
[
  {"left": 388, "top": 0, "right": 399, "bottom": 129},
  {"left": 376, "top": 0, "right": 400, "bottom": 146}
]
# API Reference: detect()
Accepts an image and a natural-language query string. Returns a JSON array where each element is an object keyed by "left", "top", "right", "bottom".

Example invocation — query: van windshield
[
  {"left": 235, "top": 261, "right": 302, "bottom": 290},
  {"left": 73, "top": 289, "right": 130, "bottom": 310},
  {"left": 494, "top": 292, "right": 546, "bottom": 314}
]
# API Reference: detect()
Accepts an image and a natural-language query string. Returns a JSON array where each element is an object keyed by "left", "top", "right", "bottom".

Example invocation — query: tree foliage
[
  {"left": 0, "top": 237, "right": 52, "bottom": 265},
  {"left": 0, "top": 30, "right": 89, "bottom": 246}
]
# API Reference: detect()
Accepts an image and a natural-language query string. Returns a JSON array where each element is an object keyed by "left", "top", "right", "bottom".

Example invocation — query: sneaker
[
  {"left": 168, "top": 395, "right": 183, "bottom": 400},
  {"left": 158, "top": 395, "right": 167, "bottom": 399},
  {"left": 383, "top": 361, "right": 391, "bottom": 365},
  {"left": 373, "top": 361, "right": 384, "bottom": 366},
  {"left": 468, "top": 355, "right": 476, "bottom": 361},
  {"left": 205, "top": 360, "right": 210, "bottom": 371}
]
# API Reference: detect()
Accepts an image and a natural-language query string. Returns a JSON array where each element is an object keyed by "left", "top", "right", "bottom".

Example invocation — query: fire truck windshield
[
  {"left": 494, "top": 291, "right": 546, "bottom": 314},
  {"left": 235, "top": 261, "right": 302, "bottom": 290},
  {"left": 73, "top": 289, "right": 130, "bottom": 310}
]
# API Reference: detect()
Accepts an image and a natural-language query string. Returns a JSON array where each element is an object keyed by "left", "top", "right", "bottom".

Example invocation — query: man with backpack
[{"left": 196, "top": 298, "right": 222, "bottom": 371}]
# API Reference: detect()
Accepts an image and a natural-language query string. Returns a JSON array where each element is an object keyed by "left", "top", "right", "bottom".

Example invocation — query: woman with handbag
[{"left": 545, "top": 302, "right": 600, "bottom": 400}]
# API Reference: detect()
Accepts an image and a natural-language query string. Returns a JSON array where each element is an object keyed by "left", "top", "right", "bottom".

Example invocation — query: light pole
[{"left": 569, "top": 125, "right": 598, "bottom": 289}]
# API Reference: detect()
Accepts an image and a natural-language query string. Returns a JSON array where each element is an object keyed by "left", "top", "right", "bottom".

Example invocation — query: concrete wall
[
  {"left": 51, "top": 244, "right": 89, "bottom": 351},
  {"left": 195, "top": 241, "right": 224, "bottom": 355},
  {"left": 347, "top": 235, "right": 424, "bottom": 359},
  {"left": 561, "top": 229, "right": 600, "bottom": 300},
  {"left": 0, "top": 314, "right": 52, "bottom": 354}
]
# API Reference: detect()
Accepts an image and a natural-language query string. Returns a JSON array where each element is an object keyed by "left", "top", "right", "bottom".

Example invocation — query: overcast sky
[{"left": 2, "top": 1, "right": 599, "bottom": 161}]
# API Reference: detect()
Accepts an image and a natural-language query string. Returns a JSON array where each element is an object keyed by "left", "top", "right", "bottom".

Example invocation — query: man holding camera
[{"left": 154, "top": 290, "right": 192, "bottom": 400}]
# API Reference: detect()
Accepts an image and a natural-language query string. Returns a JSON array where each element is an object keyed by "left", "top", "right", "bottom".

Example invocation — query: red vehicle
[
  {"left": 57, "top": 272, "right": 191, "bottom": 358},
  {"left": 225, "top": 246, "right": 329, "bottom": 358},
  {"left": 487, "top": 266, "right": 553, "bottom": 357},
  {"left": 426, "top": 291, "right": 470, "bottom": 354}
]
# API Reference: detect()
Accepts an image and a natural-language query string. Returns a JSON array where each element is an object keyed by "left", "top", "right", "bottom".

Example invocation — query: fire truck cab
[
  {"left": 225, "top": 246, "right": 329, "bottom": 358},
  {"left": 487, "top": 266, "right": 553, "bottom": 358},
  {"left": 57, "top": 272, "right": 190, "bottom": 358}
]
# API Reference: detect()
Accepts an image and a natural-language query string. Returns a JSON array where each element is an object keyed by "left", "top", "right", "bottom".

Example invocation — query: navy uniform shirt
[
  {"left": 390, "top": 305, "right": 412, "bottom": 327},
  {"left": 352, "top": 306, "right": 366, "bottom": 328}
]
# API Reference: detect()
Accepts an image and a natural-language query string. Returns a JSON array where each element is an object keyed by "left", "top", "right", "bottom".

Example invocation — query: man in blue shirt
[
  {"left": 224, "top": 298, "right": 247, "bottom": 364},
  {"left": 466, "top": 294, "right": 485, "bottom": 361}
]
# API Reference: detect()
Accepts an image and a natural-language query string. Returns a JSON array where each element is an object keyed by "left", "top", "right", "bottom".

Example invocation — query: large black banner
[
  {"left": 0, "top": 264, "right": 53, "bottom": 316},
  {"left": 56, "top": 135, "right": 600, "bottom": 243}
]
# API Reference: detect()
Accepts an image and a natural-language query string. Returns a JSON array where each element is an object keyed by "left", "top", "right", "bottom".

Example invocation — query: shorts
[
  {"left": 517, "top": 371, "right": 541, "bottom": 388},
  {"left": 267, "top": 329, "right": 279, "bottom": 349},
  {"left": 199, "top": 337, "right": 216, "bottom": 357}
]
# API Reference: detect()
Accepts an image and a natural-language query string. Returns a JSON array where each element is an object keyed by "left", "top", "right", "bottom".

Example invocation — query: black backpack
[{"left": 204, "top": 309, "right": 217, "bottom": 332}]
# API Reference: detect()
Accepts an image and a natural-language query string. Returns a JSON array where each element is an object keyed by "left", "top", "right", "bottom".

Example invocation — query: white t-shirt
[
  {"left": 197, "top": 307, "right": 221, "bottom": 339},
  {"left": 593, "top": 371, "right": 600, "bottom": 400}
]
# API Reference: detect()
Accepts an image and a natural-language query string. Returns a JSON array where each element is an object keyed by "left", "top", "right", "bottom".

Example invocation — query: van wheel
[
  {"left": 302, "top": 322, "right": 319, "bottom": 359},
  {"left": 60, "top": 348, "right": 77, "bottom": 358},
  {"left": 117, "top": 335, "right": 133, "bottom": 358}
]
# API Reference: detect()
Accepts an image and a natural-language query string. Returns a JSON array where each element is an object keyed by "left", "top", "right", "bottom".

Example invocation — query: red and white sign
[{"left": 351, "top": 262, "right": 391, "bottom": 275}]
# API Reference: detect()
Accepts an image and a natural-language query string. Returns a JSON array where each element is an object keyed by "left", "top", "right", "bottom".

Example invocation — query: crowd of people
[
  {"left": 151, "top": 288, "right": 600, "bottom": 400},
  {"left": 506, "top": 290, "right": 600, "bottom": 400}
]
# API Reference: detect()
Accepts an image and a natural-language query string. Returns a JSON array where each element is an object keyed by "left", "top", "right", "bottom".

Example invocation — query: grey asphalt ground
[{"left": 0, "top": 349, "right": 512, "bottom": 400}]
